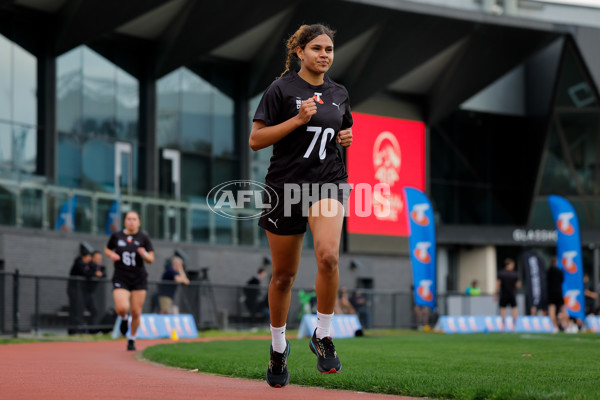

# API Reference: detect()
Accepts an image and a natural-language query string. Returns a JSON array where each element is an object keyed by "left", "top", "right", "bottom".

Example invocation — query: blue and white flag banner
[
  {"left": 112, "top": 314, "right": 199, "bottom": 339},
  {"left": 105, "top": 200, "right": 121, "bottom": 235},
  {"left": 584, "top": 315, "right": 600, "bottom": 333},
  {"left": 297, "top": 314, "right": 362, "bottom": 339},
  {"left": 404, "top": 187, "right": 436, "bottom": 310},
  {"left": 55, "top": 196, "right": 77, "bottom": 232},
  {"left": 437, "top": 316, "right": 554, "bottom": 334},
  {"left": 548, "top": 195, "right": 586, "bottom": 321}
]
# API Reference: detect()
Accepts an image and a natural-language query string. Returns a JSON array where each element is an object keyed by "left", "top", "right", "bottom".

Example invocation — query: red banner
[{"left": 346, "top": 113, "right": 425, "bottom": 236}]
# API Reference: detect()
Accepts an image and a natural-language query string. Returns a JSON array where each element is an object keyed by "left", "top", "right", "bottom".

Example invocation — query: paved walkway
[{"left": 0, "top": 338, "right": 419, "bottom": 400}]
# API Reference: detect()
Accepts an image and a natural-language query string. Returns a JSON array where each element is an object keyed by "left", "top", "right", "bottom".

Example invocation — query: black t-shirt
[
  {"left": 546, "top": 266, "right": 564, "bottom": 299},
  {"left": 498, "top": 269, "right": 519, "bottom": 298},
  {"left": 253, "top": 70, "right": 353, "bottom": 189},
  {"left": 106, "top": 230, "right": 154, "bottom": 274}
]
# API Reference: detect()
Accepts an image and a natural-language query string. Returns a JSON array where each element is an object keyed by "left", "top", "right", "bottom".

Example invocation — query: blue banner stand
[
  {"left": 297, "top": 314, "right": 362, "bottom": 339},
  {"left": 112, "top": 313, "right": 199, "bottom": 339},
  {"left": 436, "top": 315, "right": 554, "bottom": 334},
  {"left": 584, "top": 315, "right": 600, "bottom": 333}
]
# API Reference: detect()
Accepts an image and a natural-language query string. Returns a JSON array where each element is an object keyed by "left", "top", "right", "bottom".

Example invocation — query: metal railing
[
  {"left": 0, "top": 177, "right": 264, "bottom": 246},
  {"left": 1, "top": 270, "right": 439, "bottom": 337}
]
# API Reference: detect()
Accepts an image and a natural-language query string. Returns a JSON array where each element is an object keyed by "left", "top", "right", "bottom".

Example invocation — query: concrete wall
[
  {"left": 458, "top": 246, "right": 497, "bottom": 294},
  {"left": 0, "top": 226, "right": 413, "bottom": 292}
]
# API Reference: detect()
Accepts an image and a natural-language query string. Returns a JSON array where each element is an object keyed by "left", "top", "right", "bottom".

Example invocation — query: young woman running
[
  {"left": 104, "top": 210, "right": 155, "bottom": 351},
  {"left": 249, "top": 23, "right": 353, "bottom": 388}
]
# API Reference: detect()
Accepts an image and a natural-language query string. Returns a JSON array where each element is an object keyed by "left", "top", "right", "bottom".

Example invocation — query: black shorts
[
  {"left": 548, "top": 295, "right": 564, "bottom": 307},
  {"left": 499, "top": 296, "right": 516, "bottom": 308},
  {"left": 112, "top": 268, "right": 148, "bottom": 291},
  {"left": 258, "top": 182, "right": 351, "bottom": 235}
]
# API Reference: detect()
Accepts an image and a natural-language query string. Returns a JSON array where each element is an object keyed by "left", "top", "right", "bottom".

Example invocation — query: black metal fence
[{"left": 1, "top": 270, "right": 437, "bottom": 337}]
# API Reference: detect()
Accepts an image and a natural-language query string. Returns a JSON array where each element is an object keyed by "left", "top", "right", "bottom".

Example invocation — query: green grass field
[{"left": 143, "top": 330, "right": 600, "bottom": 400}]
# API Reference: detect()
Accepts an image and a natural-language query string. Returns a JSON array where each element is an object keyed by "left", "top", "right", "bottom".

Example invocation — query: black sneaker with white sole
[
  {"left": 266, "top": 341, "right": 290, "bottom": 388},
  {"left": 309, "top": 329, "right": 341, "bottom": 373},
  {"left": 127, "top": 339, "right": 136, "bottom": 351}
]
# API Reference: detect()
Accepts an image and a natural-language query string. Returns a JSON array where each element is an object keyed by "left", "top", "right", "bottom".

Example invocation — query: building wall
[
  {"left": 0, "top": 227, "right": 412, "bottom": 292},
  {"left": 458, "top": 245, "right": 497, "bottom": 294}
]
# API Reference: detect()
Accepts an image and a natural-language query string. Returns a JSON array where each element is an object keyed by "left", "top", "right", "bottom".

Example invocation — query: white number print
[
  {"left": 122, "top": 251, "right": 137, "bottom": 267},
  {"left": 303, "top": 126, "right": 336, "bottom": 160}
]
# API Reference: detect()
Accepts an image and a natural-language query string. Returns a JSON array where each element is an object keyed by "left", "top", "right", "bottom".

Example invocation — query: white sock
[
  {"left": 130, "top": 336, "right": 136, "bottom": 341},
  {"left": 270, "top": 324, "right": 287, "bottom": 353},
  {"left": 316, "top": 311, "right": 334, "bottom": 339}
]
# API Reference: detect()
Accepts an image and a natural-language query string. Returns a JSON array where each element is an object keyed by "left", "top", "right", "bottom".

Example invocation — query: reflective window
[
  {"left": 0, "top": 34, "right": 38, "bottom": 179},
  {"left": 0, "top": 184, "right": 15, "bottom": 226},
  {"left": 213, "top": 93, "right": 234, "bottom": 156},
  {"left": 57, "top": 47, "right": 83, "bottom": 134},
  {"left": 0, "top": 122, "right": 12, "bottom": 173},
  {"left": 191, "top": 209, "right": 210, "bottom": 242},
  {"left": 13, "top": 44, "right": 36, "bottom": 126},
  {"left": 156, "top": 67, "right": 236, "bottom": 200},
  {"left": 0, "top": 35, "right": 10, "bottom": 121},
  {"left": 83, "top": 48, "right": 116, "bottom": 137},
  {"left": 249, "top": 93, "right": 272, "bottom": 183},
  {"left": 56, "top": 46, "right": 139, "bottom": 191},
  {"left": 532, "top": 43, "right": 600, "bottom": 227},
  {"left": 116, "top": 69, "right": 138, "bottom": 141},
  {"left": 57, "top": 133, "right": 82, "bottom": 187}
]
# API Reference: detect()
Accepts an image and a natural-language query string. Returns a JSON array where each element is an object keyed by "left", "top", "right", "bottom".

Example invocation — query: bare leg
[
  {"left": 266, "top": 232, "right": 304, "bottom": 327},
  {"left": 548, "top": 304, "right": 557, "bottom": 328},
  {"left": 129, "top": 290, "right": 147, "bottom": 337},
  {"left": 500, "top": 307, "right": 507, "bottom": 329},
  {"left": 113, "top": 288, "right": 131, "bottom": 319},
  {"left": 511, "top": 306, "right": 518, "bottom": 327},
  {"left": 308, "top": 199, "right": 344, "bottom": 314}
]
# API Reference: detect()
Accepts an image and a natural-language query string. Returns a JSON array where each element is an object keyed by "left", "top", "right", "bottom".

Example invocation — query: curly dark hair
[{"left": 280, "top": 24, "right": 335, "bottom": 77}]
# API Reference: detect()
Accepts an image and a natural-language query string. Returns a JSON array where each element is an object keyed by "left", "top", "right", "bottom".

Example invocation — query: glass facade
[
  {"left": 0, "top": 34, "right": 37, "bottom": 179},
  {"left": 56, "top": 46, "right": 139, "bottom": 191},
  {"left": 156, "top": 68, "right": 236, "bottom": 200},
  {"left": 431, "top": 40, "right": 600, "bottom": 229},
  {"left": 156, "top": 67, "right": 240, "bottom": 244},
  {"left": 532, "top": 44, "right": 600, "bottom": 229}
]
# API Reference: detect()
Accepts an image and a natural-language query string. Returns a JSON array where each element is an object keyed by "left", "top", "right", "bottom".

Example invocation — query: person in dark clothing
[
  {"left": 495, "top": 258, "right": 521, "bottom": 330},
  {"left": 547, "top": 256, "right": 565, "bottom": 332},
  {"left": 583, "top": 274, "right": 598, "bottom": 316},
  {"left": 67, "top": 249, "right": 94, "bottom": 334},
  {"left": 244, "top": 267, "right": 268, "bottom": 316},
  {"left": 85, "top": 251, "right": 106, "bottom": 327},
  {"left": 158, "top": 256, "right": 189, "bottom": 314}
]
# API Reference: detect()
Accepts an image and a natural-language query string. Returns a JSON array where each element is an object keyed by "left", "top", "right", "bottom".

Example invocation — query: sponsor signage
[
  {"left": 548, "top": 195, "right": 585, "bottom": 321},
  {"left": 405, "top": 187, "right": 436, "bottom": 310},
  {"left": 346, "top": 113, "right": 425, "bottom": 236}
]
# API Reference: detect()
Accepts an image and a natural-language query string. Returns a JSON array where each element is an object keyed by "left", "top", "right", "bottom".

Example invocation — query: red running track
[{"left": 0, "top": 338, "right": 420, "bottom": 400}]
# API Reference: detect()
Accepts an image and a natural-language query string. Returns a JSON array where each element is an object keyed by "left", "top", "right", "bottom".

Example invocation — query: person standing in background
[
  {"left": 547, "top": 256, "right": 566, "bottom": 332},
  {"left": 495, "top": 258, "right": 521, "bottom": 330},
  {"left": 158, "top": 256, "right": 190, "bottom": 314},
  {"left": 67, "top": 246, "right": 94, "bottom": 335},
  {"left": 85, "top": 251, "right": 106, "bottom": 327}
]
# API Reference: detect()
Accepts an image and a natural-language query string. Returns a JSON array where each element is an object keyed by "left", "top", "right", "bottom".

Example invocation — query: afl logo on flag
[
  {"left": 410, "top": 203, "right": 430, "bottom": 226},
  {"left": 556, "top": 212, "right": 575, "bottom": 235}
]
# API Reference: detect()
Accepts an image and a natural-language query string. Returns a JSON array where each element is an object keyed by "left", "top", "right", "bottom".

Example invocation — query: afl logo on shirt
[{"left": 118, "top": 240, "right": 126, "bottom": 247}]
